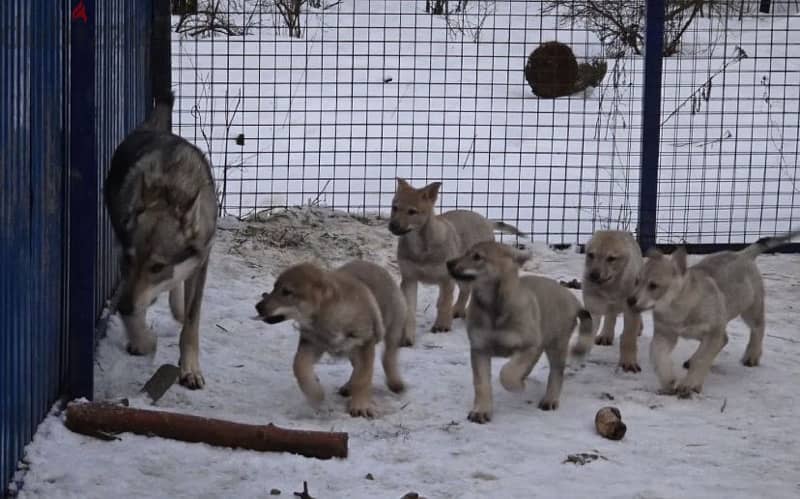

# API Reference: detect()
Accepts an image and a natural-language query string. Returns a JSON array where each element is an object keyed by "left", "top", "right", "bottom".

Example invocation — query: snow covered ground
[{"left": 14, "top": 208, "right": 800, "bottom": 498}]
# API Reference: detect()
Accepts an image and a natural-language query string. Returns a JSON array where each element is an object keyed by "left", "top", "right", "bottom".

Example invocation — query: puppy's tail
[
  {"left": 570, "top": 309, "right": 594, "bottom": 359},
  {"left": 739, "top": 228, "right": 800, "bottom": 259},
  {"left": 138, "top": 91, "right": 175, "bottom": 132},
  {"left": 492, "top": 220, "right": 525, "bottom": 237}
]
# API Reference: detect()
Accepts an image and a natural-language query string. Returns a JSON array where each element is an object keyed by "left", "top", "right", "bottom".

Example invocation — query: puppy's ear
[
  {"left": 395, "top": 177, "right": 411, "bottom": 191},
  {"left": 645, "top": 247, "right": 663, "bottom": 259},
  {"left": 511, "top": 248, "right": 533, "bottom": 266},
  {"left": 672, "top": 246, "right": 688, "bottom": 275},
  {"left": 421, "top": 181, "right": 442, "bottom": 202}
]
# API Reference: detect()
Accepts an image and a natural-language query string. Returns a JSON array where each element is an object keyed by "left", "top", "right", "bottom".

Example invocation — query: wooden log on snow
[{"left": 64, "top": 401, "right": 348, "bottom": 459}]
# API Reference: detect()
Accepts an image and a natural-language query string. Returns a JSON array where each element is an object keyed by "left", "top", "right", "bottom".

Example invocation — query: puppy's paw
[
  {"left": 126, "top": 340, "right": 156, "bottom": 356},
  {"left": 674, "top": 380, "right": 702, "bottom": 399},
  {"left": 468, "top": 410, "right": 492, "bottom": 424},
  {"left": 387, "top": 378, "right": 406, "bottom": 394},
  {"left": 656, "top": 379, "right": 677, "bottom": 396},
  {"left": 499, "top": 365, "right": 526, "bottom": 393},
  {"left": 179, "top": 370, "right": 205, "bottom": 390},
  {"left": 348, "top": 400, "right": 375, "bottom": 418},
  {"left": 537, "top": 398, "right": 559, "bottom": 411},
  {"left": 400, "top": 337, "right": 415, "bottom": 348},
  {"left": 430, "top": 324, "right": 451, "bottom": 333},
  {"left": 618, "top": 360, "right": 642, "bottom": 373},
  {"left": 741, "top": 353, "right": 760, "bottom": 367},
  {"left": 595, "top": 335, "right": 614, "bottom": 346}
]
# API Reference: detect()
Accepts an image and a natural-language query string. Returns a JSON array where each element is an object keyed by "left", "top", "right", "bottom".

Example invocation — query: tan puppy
[
  {"left": 255, "top": 260, "right": 406, "bottom": 417},
  {"left": 628, "top": 230, "right": 799, "bottom": 398},
  {"left": 581, "top": 230, "right": 644, "bottom": 372},
  {"left": 448, "top": 241, "right": 594, "bottom": 423},
  {"left": 389, "top": 178, "right": 516, "bottom": 344}
]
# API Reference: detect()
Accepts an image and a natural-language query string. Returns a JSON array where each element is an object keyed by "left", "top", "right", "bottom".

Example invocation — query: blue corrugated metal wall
[{"left": 1, "top": 0, "right": 151, "bottom": 492}]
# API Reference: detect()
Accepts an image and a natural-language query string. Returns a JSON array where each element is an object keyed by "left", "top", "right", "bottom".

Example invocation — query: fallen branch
[{"left": 64, "top": 401, "right": 348, "bottom": 459}]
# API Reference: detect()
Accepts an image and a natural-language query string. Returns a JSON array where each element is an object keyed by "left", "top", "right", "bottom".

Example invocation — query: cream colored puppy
[
  {"left": 582, "top": 230, "right": 644, "bottom": 372},
  {"left": 448, "top": 241, "right": 593, "bottom": 423},
  {"left": 255, "top": 260, "right": 406, "bottom": 417},
  {"left": 629, "top": 230, "right": 799, "bottom": 398}
]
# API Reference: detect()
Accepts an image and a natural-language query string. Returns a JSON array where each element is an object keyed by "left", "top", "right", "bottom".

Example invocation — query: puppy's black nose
[
  {"left": 589, "top": 271, "right": 601, "bottom": 282},
  {"left": 626, "top": 296, "right": 637, "bottom": 307},
  {"left": 255, "top": 300, "right": 265, "bottom": 315}
]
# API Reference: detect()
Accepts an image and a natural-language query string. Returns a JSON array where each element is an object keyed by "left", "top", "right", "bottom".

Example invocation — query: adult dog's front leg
[
  {"left": 123, "top": 310, "right": 156, "bottom": 355},
  {"left": 178, "top": 259, "right": 209, "bottom": 389}
]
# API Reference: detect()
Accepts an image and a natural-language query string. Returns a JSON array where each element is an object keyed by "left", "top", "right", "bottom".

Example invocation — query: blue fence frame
[{"left": 1, "top": 0, "right": 151, "bottom": 492}]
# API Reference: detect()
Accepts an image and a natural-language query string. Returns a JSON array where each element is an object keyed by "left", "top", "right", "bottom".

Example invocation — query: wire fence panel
[
  {"left": 171, "top": 0, "right": 799, "bottom": 247},
  {"left": 655, "top": 1, "right": 799, "bottom": 244}
]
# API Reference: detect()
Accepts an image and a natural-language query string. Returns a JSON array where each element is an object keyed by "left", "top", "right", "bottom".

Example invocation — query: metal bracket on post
[
  {"left": 67, "top": 0, "right": 97, "bottom": 400},
  {"left": 637, "top": 0, "right": 665, "bottom": 253}
]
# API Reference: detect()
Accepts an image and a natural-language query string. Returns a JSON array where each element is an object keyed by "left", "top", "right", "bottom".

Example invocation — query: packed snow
[
  {"left": 14, "top": 208, "right": 800, "bottom": 498},
  {"left": 11, "top": 1, "right": 800, "bottom": 497}
]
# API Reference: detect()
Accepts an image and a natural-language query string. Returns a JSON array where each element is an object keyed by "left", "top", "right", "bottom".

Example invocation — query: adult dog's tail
[
  {"left": 138, "top": 91, "right": 175, "bottom": 132},
  {"left": 738, "top": 229, "right": 800, "bottom": 259},
  {"left": 570, "top": 309, "right": 595, "bottom": 359}
]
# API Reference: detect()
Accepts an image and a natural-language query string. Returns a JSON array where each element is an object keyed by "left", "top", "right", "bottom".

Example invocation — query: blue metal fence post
[
  {"left": 67, "top": 0, "right": 97, "bottom": 399},
  {"left": 638, "top": 0, "right": 665, "bottom": 252}
]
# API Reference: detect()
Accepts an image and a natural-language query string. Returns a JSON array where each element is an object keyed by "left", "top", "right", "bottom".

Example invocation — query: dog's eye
[
  {"left": 281, "top": 288, "right": 293, "bottom": 297},
  {"left": 149, "top": 263, "right": 165, "bottom": 274},
  {"left": 587, "top": 252, "right": 594, "bottom": 259},
  {"left": 607, "top": 256, "right": 617, "bottom": 263},
  {"left": 407, "top": 208, "right": 418, "bottom": 215},
  {"left": 472, "top": 253, "right": 482, "bottom": 261},
  {"left": 648, "top": 282, "right": 658, "bottom": 291}
]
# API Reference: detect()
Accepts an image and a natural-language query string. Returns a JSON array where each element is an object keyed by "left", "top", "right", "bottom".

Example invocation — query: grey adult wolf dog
[
  {"left": 628, "top": 230, "right": 799, "bottom": 398},
  {"left": 105, "top": 92, "right": 217, "bottom": 389},
  {"left": 447, "top": 241, "right": 594, "bottom": 423}
]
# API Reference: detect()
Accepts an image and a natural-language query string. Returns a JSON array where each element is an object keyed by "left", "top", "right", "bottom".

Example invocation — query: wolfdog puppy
[
  {"left": 255, "top": 260, "right": 406, "bottom": 417},
  {"left": 105, "top": 92, "right": 217, "bottom": 389},
  {"left": 448, "top": 241, "right": 593, "bottom": 423},
  {"left": 388, "top": 178, "right": 520, "bottom": 345},
  {"left": 628, "top": 230, "right": 799, "bottom": 397},
  {"left": 582, "top": 230, "right": 644, "bottom": 372}
]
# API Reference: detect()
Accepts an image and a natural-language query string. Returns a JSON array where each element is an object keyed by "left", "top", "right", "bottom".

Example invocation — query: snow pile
[{"left": 14, "top": 208, "right": 800, "bottom": 498}]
